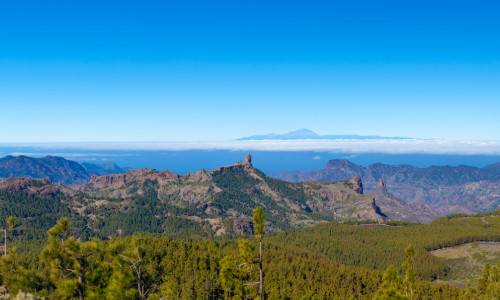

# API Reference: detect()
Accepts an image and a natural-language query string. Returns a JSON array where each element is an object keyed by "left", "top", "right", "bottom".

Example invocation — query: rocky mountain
[
  {"left": 0, "top": 155, "right": 387, "bottom": 239},
  {"left": 76, "top": 156, "right": 385, "bottom": 233},
  {"left": 0, "top": 155, "right": 128, "bottom": 185},
  {"left": 0, "top": 155, "right": 91, "bottom": 185},
  {"left": 370, "top": 179, "right": 439, "bottom": 223},
  {"left": 271, "top": 160, "right": 500, "bottom": 216},
  {"left": 0, "top": 177, "right": 60, "bottom": 198}
]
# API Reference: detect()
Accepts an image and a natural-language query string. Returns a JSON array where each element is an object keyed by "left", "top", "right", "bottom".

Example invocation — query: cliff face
[
  {"left": 271, "top": 160, "right": 500, "bottom": 216},
  {"left": 369, "top": 179, "right": 439, "bottom": 223}
]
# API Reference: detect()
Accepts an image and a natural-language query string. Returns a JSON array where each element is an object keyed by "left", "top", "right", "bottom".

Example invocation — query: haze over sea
[{"left": 2, "top": 147, "right": 500, "bottom": 174}]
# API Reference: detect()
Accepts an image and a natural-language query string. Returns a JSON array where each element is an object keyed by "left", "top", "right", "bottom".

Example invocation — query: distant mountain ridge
[
  {"left": 238, "top": 128, "right": 410, "bottom": 140},
  {"left": 271, "top": 160, "right": 500, "bottom": 216},
  {"left": 0, "top": 155, "right": 128, "bottom": 184}
]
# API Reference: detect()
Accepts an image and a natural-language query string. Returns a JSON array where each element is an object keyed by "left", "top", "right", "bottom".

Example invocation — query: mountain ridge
[
  {"left": 76, "top": 158, "right": 385, "bottom": 232},
  {"left": 271, "top": 159, "right": 500, "bottom": 216},
  {"left": 0, "top": 156, "right": 387, "bottom": 237},
  {"left": 0, "top": 155, "right": 128, "bottom": 184}
]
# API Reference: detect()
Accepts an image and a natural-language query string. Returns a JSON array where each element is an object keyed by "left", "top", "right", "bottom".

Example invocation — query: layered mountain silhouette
[
  {"left": 0, "top": 156, "right": 385, "bottom": 234},
  {"left": 0, "top": 155, "right": 128, "bottom": 184},
  {"left": 271, "top": 160, "right": 500, "bottom": 216},
  {"left": 3, "top": 154, "right": 500, "bottom": 224},
  {"left": 238, "top": 128, "right": 410, "bottom": 140}
]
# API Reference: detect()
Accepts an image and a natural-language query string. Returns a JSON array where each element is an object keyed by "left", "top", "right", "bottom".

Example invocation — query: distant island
[{"left": 237, "top": 128, "right": 411, "bottom": 140}]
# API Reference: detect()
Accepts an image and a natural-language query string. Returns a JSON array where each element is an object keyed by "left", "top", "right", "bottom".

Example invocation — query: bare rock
[
  {"left": 245, "top": 154, "right": 252, "bottom": 165},
  {"left": 377, "top": 178, "right": 386, "bottom": 188},
  {"left": 349, "top": 176, "right": 363, "bottom": 194},
  {"left": 232, "top": 216, "right": 254, "bottom": 234},
  {"left": 89, "top": 174, "right": 127, "bottom": 189}
]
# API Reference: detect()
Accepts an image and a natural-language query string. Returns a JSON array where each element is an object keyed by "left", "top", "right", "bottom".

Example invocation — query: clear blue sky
[{"left": 1, "top": 0, "right": 499, "bottom": 142}]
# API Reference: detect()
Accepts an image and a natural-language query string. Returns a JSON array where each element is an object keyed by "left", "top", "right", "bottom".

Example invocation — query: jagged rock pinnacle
[
  {"left": 245, "top": 154, "right": 252, "bottom": 165},
  {"left": 349, "top": 176, "right": 363, "bottom": 194},
  {"left": 377, "top": 178, "right": 386, "bottom": 189}
]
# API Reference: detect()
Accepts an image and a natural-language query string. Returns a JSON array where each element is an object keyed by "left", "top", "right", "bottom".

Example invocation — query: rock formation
[
  {"left": 245, "top": 154, "right": 252, "bottom": 165},
  {"left": 349, "top": 176, "right": 363, "bottom": 194}
]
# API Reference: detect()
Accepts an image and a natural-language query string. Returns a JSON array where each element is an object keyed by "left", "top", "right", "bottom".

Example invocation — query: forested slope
[
  {"left": 0, "top": 221, "right": 464, "bottom": 299},
  {"left": 270, "top": 212, "right": 500, "bottom": 281}
]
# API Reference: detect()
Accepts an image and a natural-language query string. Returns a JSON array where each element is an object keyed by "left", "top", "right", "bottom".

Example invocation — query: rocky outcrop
[
  {"left": 89, "top": 174, "right": 128, "bottom": 189},
  {"left": 231, "top": 216, "right": 253, "bottom": 234},
  {"left": 245, "top": 154, "right": 252, "bottom": 165},
  {"left": 377, "top": 178, "right": 386, "bottom": 188},
  {"left": 0, "top": 177, "right": 60, "bottom": 198},
  {"left": 369, "top": 178, "right": 439, "bottom": 223},
  {"left": 349, "top": 176, "right": 363, "bottom": 194},
  {"left": 372, "top": 198, "right": 388, "bottom": 220}
]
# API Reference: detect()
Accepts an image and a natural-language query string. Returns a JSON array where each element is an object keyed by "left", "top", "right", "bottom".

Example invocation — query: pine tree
[
  {"left": 220, "top": 255, "right": 240, "bottom": 299},
  {"left": 477, "top": 263, "right": 490, "bottom": 296},
  {"left": 461, "top": 282, "right": 476, "bottom": 300},
  {"left": 40, "top": 218, "right": 101, "bottom": 300},
  {"left": 374, "top": 265, "right": 408, "bottom": 300},
  {"left": 253, "top": 207, "right": 265, "bottom": 300},
  {"left": 402, "top": 244, "right": 415, "bottom": 300},
  {"left": 3, "top": 216, "right": 16, "bottom": 257}
]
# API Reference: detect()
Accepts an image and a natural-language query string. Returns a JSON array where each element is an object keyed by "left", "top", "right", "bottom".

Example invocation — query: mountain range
[
  {"left": 238, "top": 128, "right": 410, "bottom": 140},
  {"left": 3, "top": 153, "right": 500, "bottom": 225},
  {"left": 0, "top": 155, "right": 128, "bottom": 184},
  {"left": 271, "top": 159, "right": 500, "bottom": 217},
  {"left": 0, "top": 155, "right": 386, "bottom": 240}
]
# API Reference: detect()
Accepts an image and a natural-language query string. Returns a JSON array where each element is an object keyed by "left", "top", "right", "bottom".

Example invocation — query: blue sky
[{"left": 1, "top": 0, "right": 499, "bottom": 142}]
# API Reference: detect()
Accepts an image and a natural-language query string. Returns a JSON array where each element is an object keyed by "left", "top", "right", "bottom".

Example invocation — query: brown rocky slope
[
  {"left": 75, "top": 156, "right": 386, "bottom": 232},
  {"left": 271, "top": 159, "right": 500, "bottom": 216}
]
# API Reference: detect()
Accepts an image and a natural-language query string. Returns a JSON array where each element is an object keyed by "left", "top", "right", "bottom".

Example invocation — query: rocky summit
[{"left": 76, "top": 156, "right": 385, "bottom": 233}]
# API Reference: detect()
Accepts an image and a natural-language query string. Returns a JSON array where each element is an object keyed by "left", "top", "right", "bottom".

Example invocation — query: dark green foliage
[
  {"left": 212, "top": 166, "right": 261, "bottom": 190},
  {"left": 211, "top": 167, "right": 293, "bottom": 231},
  {"left": 0, "top": 225, "right": 396, "bottom": 299},
  {"left": 0, "top": 212, "right": 481, "bottom": 299},
  {"left": 0, "top": 191, "right": 93, "bottom": 252},
  {"left": 0, "top": 191, "right": 210, "bottom": 254},
  {"left": 263, "top": 176, "right": 308, "bottom": 206},
  {"left": 269, "top": 215, "right": 500, "bottom": 281},
  {"left": 3, "top": 177, "right": 500, "bottom": 298}
]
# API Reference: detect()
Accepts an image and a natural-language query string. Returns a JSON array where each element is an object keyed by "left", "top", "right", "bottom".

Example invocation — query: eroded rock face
[
  {"left": 89, "top": 174, "right": 127, "bottom": 189},
  {"left": 245, "top": 154, "right": 252, "bottom": 165},
  {"left": 349, "top": 176, "right": 363, "bottom": 194},
  {"left": 231, "top": 216, "right": 253, "bottom": 234},
  {"left": 377, "top": 178, "right": 386, "bottom": 188},
  {"left": 158, "top": 170, "right": 180, "bottom": 184},
  {"left": 185, "top": 169, "right": 212, "bottom": 183},
  {"left": 368, "top": 177, "right": 439, "bottom": 223}
]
